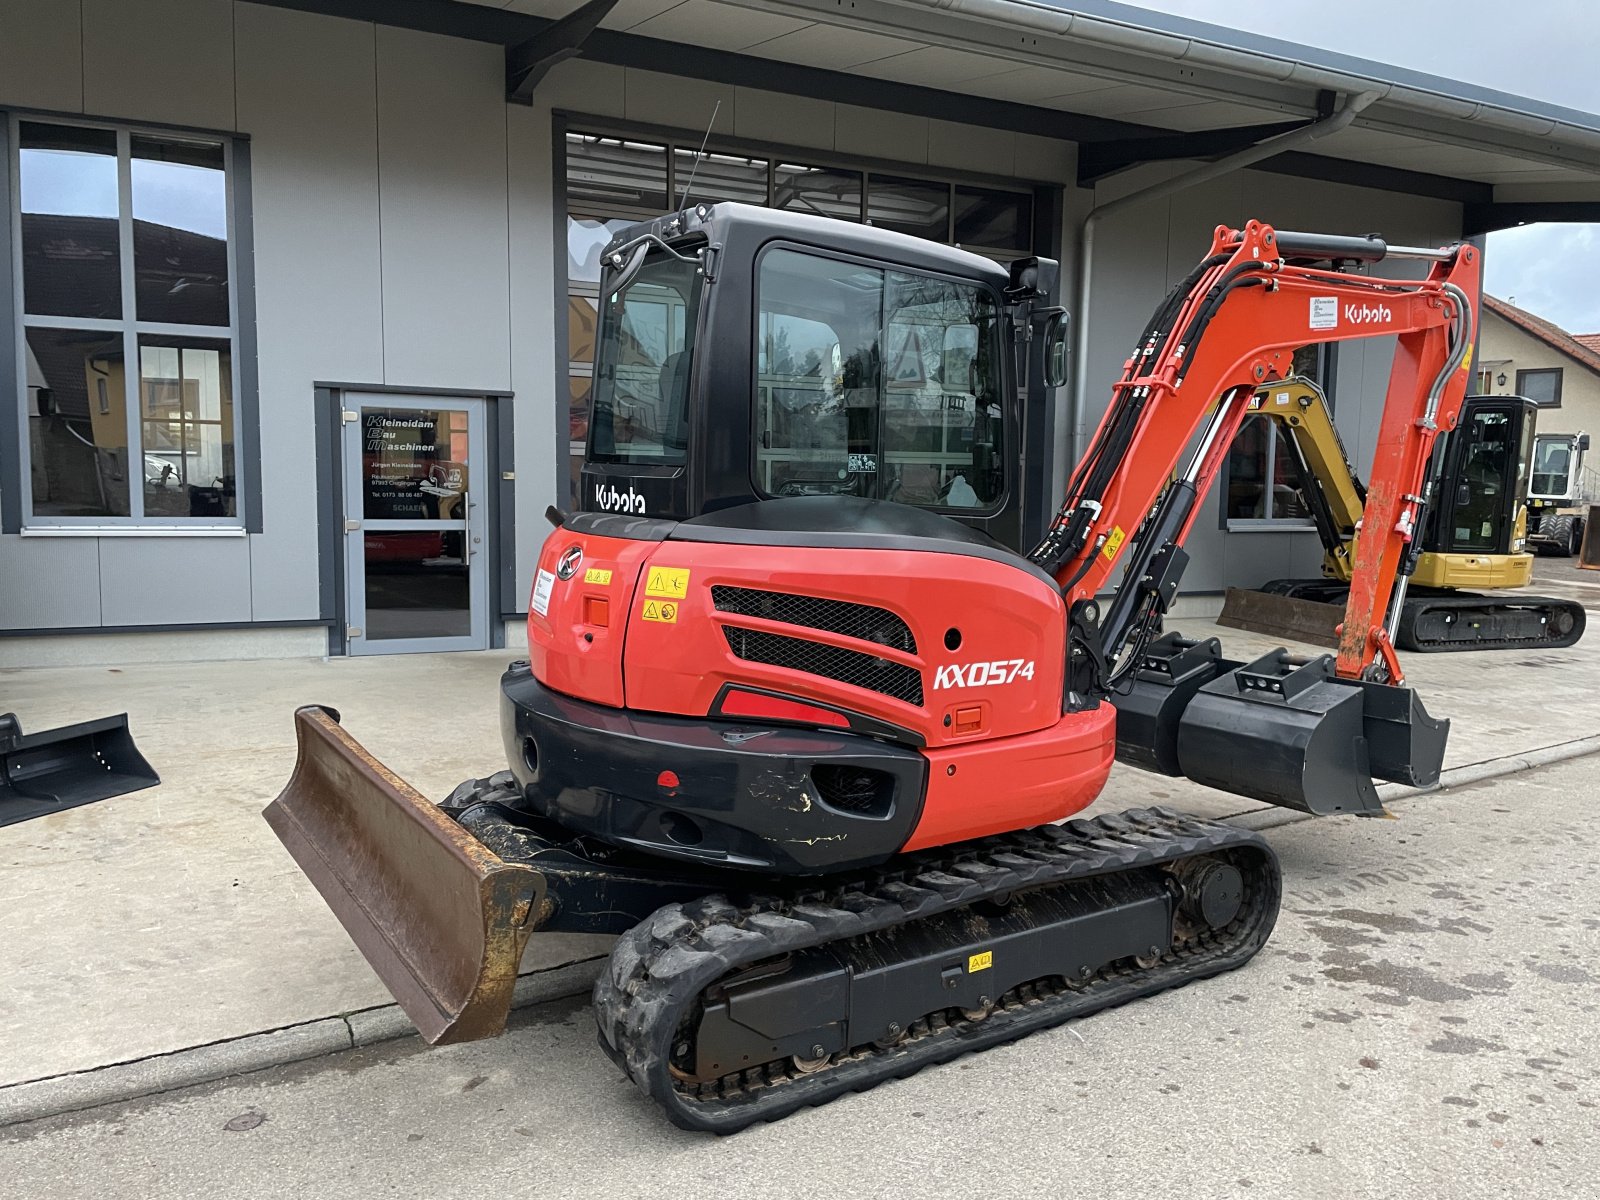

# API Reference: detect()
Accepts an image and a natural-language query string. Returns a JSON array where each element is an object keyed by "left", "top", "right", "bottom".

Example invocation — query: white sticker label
[
  {"left": 532, "top": 568, "right": 556, "bottom": 617},
  {"left": 1309, "top": 296, "right": 1338, "bottom": 330}
]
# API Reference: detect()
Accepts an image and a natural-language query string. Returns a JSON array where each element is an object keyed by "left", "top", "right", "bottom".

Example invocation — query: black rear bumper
[{"left": 499, "top": 663, "right": 927, "bottom": 875}]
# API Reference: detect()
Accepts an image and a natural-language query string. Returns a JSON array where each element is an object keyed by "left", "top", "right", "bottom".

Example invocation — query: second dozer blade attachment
[
  {"left": 1113, "top": 635, "right": 1448, "bottom": 817},
  {"left": 263, "top": 707, "right": 544, "bottom": 1044}
]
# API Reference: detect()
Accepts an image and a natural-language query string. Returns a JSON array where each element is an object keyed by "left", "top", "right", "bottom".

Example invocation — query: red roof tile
[{"left": 1482, "top": 294, "right": 1600, "bottom": 377}]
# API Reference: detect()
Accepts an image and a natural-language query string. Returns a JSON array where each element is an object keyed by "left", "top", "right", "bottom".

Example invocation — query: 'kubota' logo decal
[
  {"left": 556, "top": 545, "right": 583, "bottom": 580},
  {"left": 1343, "top": 302, "right": 1393, "bottom": 325},
  {"left": 934, "top": 659, "right": 1036, "bottom": 689},
  {"left": 595, "top": 483, "right": 647, "bottom": 514}
]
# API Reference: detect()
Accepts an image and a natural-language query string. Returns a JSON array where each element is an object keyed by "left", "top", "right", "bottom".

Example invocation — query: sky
[{"left": 1124, "top": 0, "right": 1600, "bottom": 333}]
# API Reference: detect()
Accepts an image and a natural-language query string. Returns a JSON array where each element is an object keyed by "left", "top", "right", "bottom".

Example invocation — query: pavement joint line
[
  {"left": 0, "top": 957, "right": 607, "bottom": 1129},
  {"left": 4, "top": 734, "right": 1597, "bottom": 1129}
]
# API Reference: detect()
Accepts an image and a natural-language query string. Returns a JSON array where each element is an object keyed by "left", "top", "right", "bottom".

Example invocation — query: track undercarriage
[{"left": 594, "top": 808, "right": 1278, "bottom": 1132}]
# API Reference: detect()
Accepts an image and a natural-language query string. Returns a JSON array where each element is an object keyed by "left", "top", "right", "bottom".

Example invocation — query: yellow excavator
[{"left": 1219, "top": 377, "right": 1585, "bottom": 651}]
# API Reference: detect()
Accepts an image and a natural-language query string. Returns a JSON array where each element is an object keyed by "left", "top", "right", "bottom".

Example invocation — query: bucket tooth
[
  {"left": 263, "top": 706, "right": 545, "bottom": 1045},
  {"left": 1111, "top": 634, "right": 1241, "bottom": 776},
  {"left": 1174, "top": 650, "right": 1386, "bottom": 818}
]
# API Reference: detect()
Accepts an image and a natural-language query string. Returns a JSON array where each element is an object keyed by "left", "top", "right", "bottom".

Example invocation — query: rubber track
[
  {"left": 592, "top": 807, "right": 1281, "bottom": 1133},
  {"left": 1396, "top": 593, "right": 1586, "bottom": 653}
]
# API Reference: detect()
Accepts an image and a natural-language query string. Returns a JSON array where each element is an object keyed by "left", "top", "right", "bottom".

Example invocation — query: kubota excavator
[
  {"left": 1217, "top": 378, "right": 1585, "bottom": 651},
  {"left": 267, "top": 207, "right": 1478, "bottom": 1133}
]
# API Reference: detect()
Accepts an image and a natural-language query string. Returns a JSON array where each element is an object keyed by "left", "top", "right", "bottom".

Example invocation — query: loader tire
[{"left": 1540, "top": 515, "right": 1576, "bottom": 558}]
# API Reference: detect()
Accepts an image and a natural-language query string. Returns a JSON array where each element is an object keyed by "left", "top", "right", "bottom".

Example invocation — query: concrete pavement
[
  {"left": 4, "top": 753, "right": 1596, "bottom": 1199},
  {"left": 0, "top": 561, "right": 1596, "bottom": 1125}
]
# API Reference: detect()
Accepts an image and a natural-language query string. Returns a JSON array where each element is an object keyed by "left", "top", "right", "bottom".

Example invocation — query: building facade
[
  {"left": 4, "top": 0, "right": 1599, "bottom": 666},
  {"left": 1477, "top": 294, "right": 1600, "bottom": 440}
]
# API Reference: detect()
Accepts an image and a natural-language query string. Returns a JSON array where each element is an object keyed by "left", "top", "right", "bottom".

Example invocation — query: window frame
[
  {"left": 1515, "top": 367, "right": 1563, "bottom": 408},
  {"left": 1220, "top": 348, "right": 1338, "bottom": 532},
  {"left": 6, "top": 111, "right": 251, "bottom": 533},
  {"left": 748, "top": 239, "right": 1011, "bottom": 517}
]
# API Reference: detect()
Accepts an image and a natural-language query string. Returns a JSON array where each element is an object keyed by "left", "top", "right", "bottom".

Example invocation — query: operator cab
[
  {"left": 1529, "top": 430, "right": 1590, "bottom": 504},
  {"left": 581, "top": 203, "right": 1064, "bottom": 551}
]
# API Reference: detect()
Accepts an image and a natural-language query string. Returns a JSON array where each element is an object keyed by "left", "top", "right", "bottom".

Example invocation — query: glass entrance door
[{"left": 342, "top": 395, "right": 488, "bottom": 654}]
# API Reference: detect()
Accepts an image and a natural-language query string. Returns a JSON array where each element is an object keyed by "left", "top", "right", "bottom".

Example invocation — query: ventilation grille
[
  {"left": 812, "top": 764, "right": 895, "bottom": 817},
  {"left": 711, "top": 586, "right": 916, "bottom": 653},
  {"left": 721, "top": 626, "right": 924, "bottom": 706}
]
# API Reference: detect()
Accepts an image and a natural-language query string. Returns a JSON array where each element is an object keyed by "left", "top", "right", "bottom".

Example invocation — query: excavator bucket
[
  {"left": 264, "top": 706, "right": 545, "bottom": 1045},
  {"left": 1114, "top": 638, "right": 1448, "bottom": 817},
  {"left": 0, "top": 711, "right": 159, "bottom": 828}
]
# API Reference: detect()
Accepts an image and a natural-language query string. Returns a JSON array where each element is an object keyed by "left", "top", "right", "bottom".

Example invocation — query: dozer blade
[
  {"left": 0, "top": 711, "right": 159, "bottom": 828},
  {"left": 1215, "top": 587, "right": 1340, "bottom": 648},
  {"left": 264, "top": 706, "right": 545, "bottom": 1045}
]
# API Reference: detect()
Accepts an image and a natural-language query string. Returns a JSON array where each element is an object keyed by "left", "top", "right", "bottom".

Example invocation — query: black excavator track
[
  {"left": 593, "top": 807, "right": 1280, "bottom": 1134},
  {"left": 1257, "top": 579, "right": 1586, "bottom": 653},
  {"left": 1393, "top": 591, "right": 1585, "bottom": 652}
]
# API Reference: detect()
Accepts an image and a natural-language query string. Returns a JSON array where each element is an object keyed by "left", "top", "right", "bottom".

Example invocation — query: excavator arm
[{"left": 1033, "top": 221, "right": 1479, "bottom": 690}]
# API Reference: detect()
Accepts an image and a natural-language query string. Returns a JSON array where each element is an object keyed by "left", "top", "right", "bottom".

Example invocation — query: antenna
[{"left": 676, "top": 100, "right": 722, "bottom": 212}]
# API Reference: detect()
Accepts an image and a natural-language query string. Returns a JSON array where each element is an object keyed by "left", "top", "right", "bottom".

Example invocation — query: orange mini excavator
[{"left": 268, "top": 208, "right": 1478, "bottom": 1132}]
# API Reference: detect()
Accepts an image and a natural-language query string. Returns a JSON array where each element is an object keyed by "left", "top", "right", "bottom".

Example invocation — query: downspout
[{"left": 1068, "top": 89, "right": 1382, "bottom": 466}]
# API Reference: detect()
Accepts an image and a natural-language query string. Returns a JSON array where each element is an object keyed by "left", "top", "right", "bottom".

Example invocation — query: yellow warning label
[
  {"left": 968, "top": 951, "right": 992, "bottom": 973},
  {"left": 644, "top": 566, "right": 691, "bottom": 599},
  {"left": 583, "top": 567, "right": 613, "bottom": 586},
  {"left": 1458, "top": 342, "right": 1473, "bottom": 372},
  {"left": 641, "top": 599, "right": 679, "bottom": 624},
  {"left": 1101, "top": 525, "right": 1126, "bottom": 561}
]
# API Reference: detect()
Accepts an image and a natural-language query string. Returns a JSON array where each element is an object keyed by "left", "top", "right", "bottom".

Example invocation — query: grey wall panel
[
  {"left": 99, "top": 536, "right": 253, "bottom": 626},
  {"left": 733, "top": 85, "right": 833, "bottom": 150},
  {"left": 376, "top": 26, "right": 511, "bottom": 392},
  {"left": 507, "top": 102, "right": 559, "bottom": 611},
  {"left": 235, "top": 4, "right": 385, "bottom": 620},
  {"left": 624, "top": 70, "right": 735, "bottom": 135},
  {"left": 81, "top": 0, "right": 235, "bottom": 130},
  {"left": 0, "top": 537, "right": 102, "bottom": 629},
  {"left": 0, "top": 0, "right": 83, "bottom": 112},
  {"left": 835, "top": 104, "right": 928, "bottom": 166}
]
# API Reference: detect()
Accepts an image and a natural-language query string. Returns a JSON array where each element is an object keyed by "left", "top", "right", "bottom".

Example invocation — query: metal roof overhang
[{"left": 257, "top": 0, "right": 1600, "bottom": 229}]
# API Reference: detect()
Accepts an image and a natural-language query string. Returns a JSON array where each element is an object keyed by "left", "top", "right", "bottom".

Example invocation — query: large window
[
  {"left": 13, "top": 117, "right": 241, "bottom": 525},
  {"left": 563, "top": 129, "right": 1033, "bottom": 504},
  {"left": 1222, "top": 346, "right": 1332, "bottom": 527},
  {"left": 589, "top": 252, "right": 703, "bottom": 466},
  {"left": 1516, "top": 367, "right": 1563, "bottom": 408},
  {"left": 754, "top": 249, "right": 1005, "bottom": 510}
]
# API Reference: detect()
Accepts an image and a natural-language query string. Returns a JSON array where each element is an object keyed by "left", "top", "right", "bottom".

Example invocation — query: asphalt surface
[{"left": 6, "top": 754, "right": 1597, "bottom": 1200}]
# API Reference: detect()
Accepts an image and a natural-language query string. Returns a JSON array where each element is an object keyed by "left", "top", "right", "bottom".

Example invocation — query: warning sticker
[
  {"left": 644, "top": 566, "right": 691, "bottom": 599},
  {"left": 641, "top": 600, "right": 679, "bottom": 624},
  {"left": 968, "top": 951, "right": 993, "bottom": 973},
  {"left": 1309, "top": 296, "right": 1339, "bottom": 330},
  {"left": 583, "top": 567, "right": 613, "bottom": 586},
  {"left": 1100, "top": 525, "right": 1127, "bottom": 561}
]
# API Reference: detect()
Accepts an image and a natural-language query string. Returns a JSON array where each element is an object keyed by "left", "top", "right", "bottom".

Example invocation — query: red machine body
[{"left": 528, "top": 520, "right": 1115, "bottom": 856}]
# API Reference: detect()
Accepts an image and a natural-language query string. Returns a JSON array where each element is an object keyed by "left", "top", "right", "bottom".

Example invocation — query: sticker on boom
[
  {"left": 934, "top": 659, "right": 1035, "bottom": 689},
  {"left": 968, "top": 951, "right": 992, "bottom": 973},
  {"left": 644, "top": 567, "right": 691, "bottom": 599}
]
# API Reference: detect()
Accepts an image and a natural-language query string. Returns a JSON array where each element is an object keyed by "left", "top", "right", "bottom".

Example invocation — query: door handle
[
  {"left": 344, "top": 519, "right": 360, "bottom": 531},
  {"left": 462, "top": 490, "right": 470, "bottom": 570}
]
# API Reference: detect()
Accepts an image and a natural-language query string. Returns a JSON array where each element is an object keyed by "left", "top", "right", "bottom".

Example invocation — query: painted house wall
[{"left": 1477, "top": 309, "right": 1600, "bottom": 440}]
